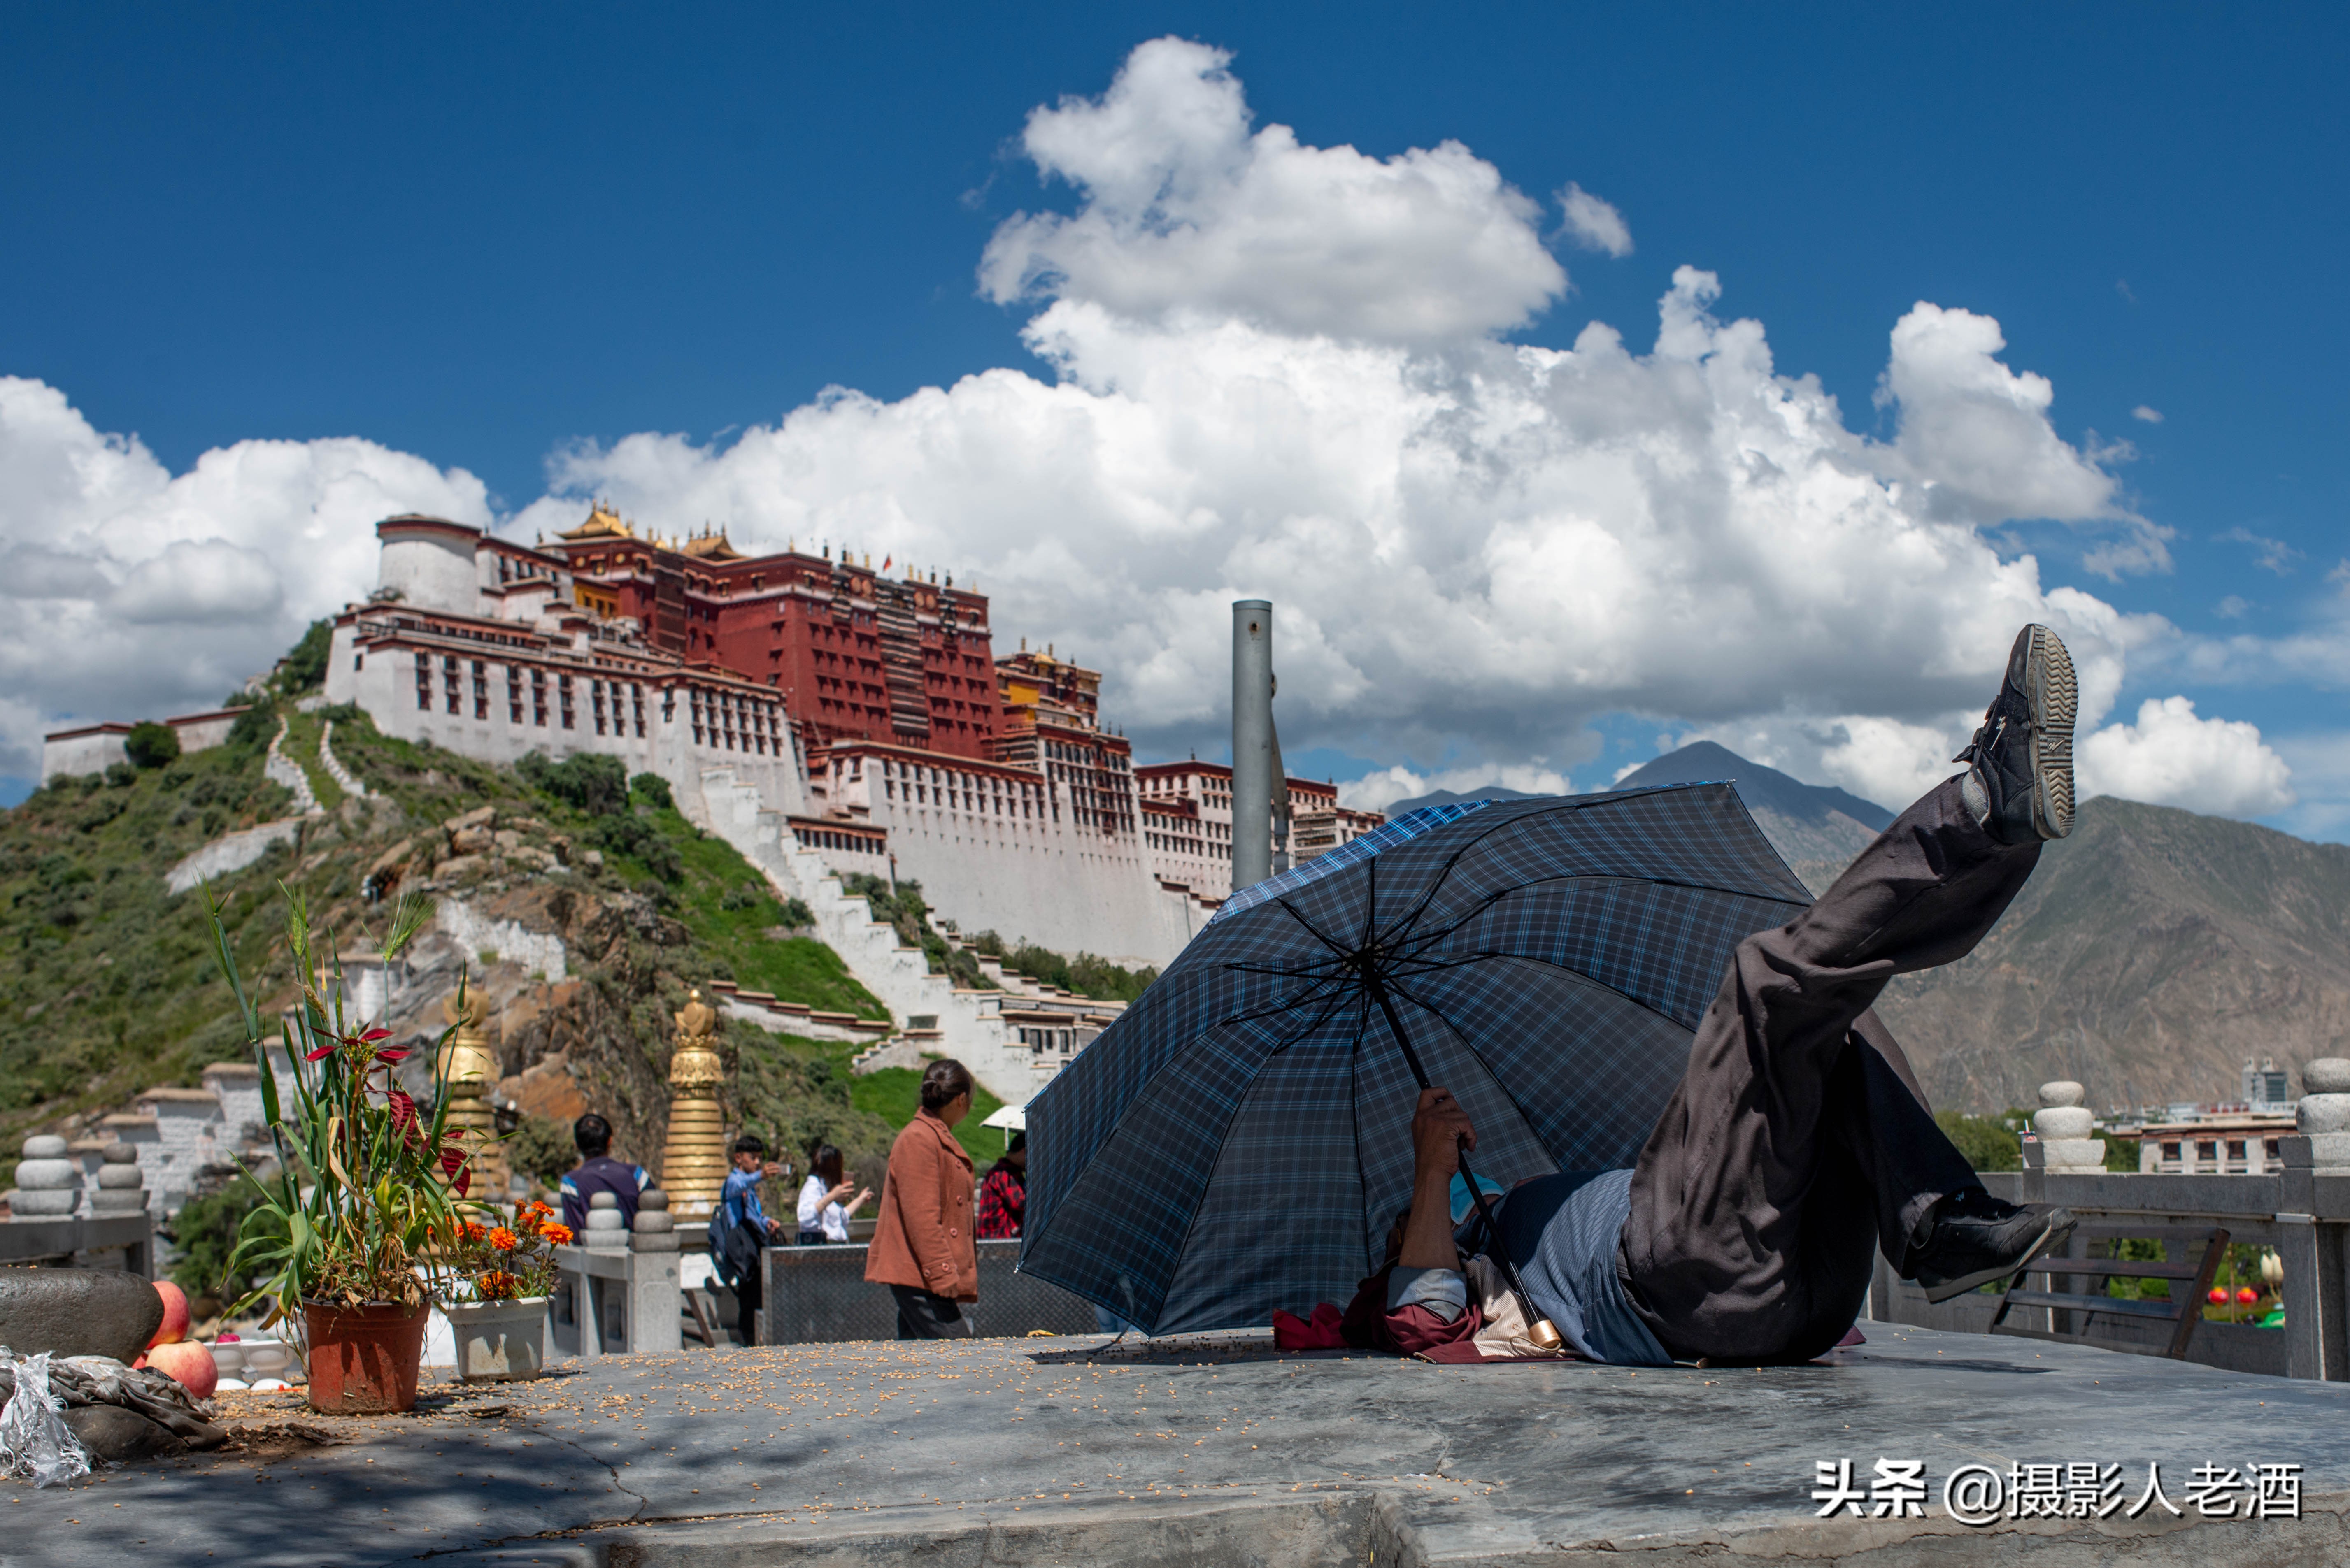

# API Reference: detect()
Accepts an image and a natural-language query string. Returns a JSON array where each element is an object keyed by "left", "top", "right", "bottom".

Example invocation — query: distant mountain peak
[{"left": 1612, "top": 741, "right": 1896, "bottom": 832}]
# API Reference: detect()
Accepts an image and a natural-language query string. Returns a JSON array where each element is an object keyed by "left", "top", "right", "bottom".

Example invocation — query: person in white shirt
[{"left": 796, "top": 1143, "right": 872, "bottom": 1245}]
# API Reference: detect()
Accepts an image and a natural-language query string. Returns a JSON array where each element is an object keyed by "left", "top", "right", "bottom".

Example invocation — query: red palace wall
[{"left": 552, "top": 530, "right": 1003, "bottom": 764}]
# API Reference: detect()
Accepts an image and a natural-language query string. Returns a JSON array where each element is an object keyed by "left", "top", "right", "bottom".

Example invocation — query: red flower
[
  {"left": 376, "top": 1048, "right": 410, "bottom": 1064},
  {"left": 304, "top": 1043, "right": 337, "bottom": 1061},
  {"left": 359, "top": 1027, "right": 392, "bottom": 1043}
]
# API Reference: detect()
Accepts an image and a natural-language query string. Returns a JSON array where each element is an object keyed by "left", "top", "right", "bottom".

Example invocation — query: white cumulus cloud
[
  {"left": 2131, "top": 404, "right": 2164, "bottom": 423},
  {"left": 1554, "top": 182, "right": 1632, "bottom": 258},
  {"left": 1339, "top": 762, "right": 1574, "bottom": 813},
  {"left": 1, "top": 38, "right": 2312, "bottom": 834},
  {"left": 977, "top": 38, "right": 1566, "bottom": 345},
  {"left": 2078, "top": 696, "right": 2294, "bottom": 816},
  {"left": 0, "top": 376, "right": 489, "bottom": 775}
]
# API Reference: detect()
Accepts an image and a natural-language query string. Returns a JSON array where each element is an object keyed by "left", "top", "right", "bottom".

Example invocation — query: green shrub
[
  {"left": 520, "top": 751, "right": 629, "bottom": 817},
  {"left": 594, "top": 811, "right": 685, "bottom": 882},
  {"left": 124, "top": 721, "right": 181, "bottom": 770},
  {"left": 167, "top": 1183, "right": 284, "bottom": 1301},
  {"left": 228, "top": 701, "right": 278, "bottom": 751},
  {"left": 629, "top": 772, "right": 675, "bottom": 811},
  {"left": 1935, "top": 1109, "right": 2022, "bottom": 1173},
  {"left": 508, "top": 1114, "right": 580, "bottom": 1189},
  {"left": 276, "top": 618, "right": 333, "bottom": 693}
]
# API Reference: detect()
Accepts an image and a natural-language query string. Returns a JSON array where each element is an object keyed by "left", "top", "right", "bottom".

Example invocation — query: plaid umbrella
[{"left": 1019, "top": 782, "right": 1815, "bottom": 1336}]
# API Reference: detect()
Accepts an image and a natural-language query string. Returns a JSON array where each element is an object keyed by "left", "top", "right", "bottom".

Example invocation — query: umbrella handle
[
  {"left": 1364, "top": 974, "right": 1563, "bottom": 1354},
  {"left": 1454, "top": 1141, "right": 1565, "bottom": 1354}
]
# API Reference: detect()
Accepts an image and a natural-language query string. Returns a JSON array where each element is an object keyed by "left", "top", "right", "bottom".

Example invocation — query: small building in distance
[
  {"left": 1134, "top": 760, "right": 1382, "bottom": 904},
  {"left": 2130, "top": 1057, "right": 2301, "bottom": 1175}
]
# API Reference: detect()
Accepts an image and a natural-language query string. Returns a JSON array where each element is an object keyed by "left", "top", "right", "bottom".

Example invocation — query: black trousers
[
  {"left": 1619, "top": 775, "right": 2040, "bottom": 1364},
  {"left": 890, "top": 1284, "right": 973, "bottom": 1339},
  {"left": 731, "top": 1237, "right": 765, "bottom": 1343}
]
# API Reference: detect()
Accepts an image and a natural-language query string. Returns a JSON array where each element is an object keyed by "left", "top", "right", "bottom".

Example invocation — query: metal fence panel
[{"left": 764, "top": 1240, "right": 1098, "bottom": 1344}]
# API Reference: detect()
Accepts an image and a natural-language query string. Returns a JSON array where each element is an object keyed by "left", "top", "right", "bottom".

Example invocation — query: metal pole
[{"left": 1232, "top": 600, "right": 1274, "bottom": 890}]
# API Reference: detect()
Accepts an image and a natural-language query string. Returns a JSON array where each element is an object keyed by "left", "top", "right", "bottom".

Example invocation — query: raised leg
[{"left": 1619, "top": 775, "right": 2038, "bottom": 1361}]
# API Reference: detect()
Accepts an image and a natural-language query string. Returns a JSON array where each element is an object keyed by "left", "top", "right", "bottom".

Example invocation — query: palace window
[
  {"left": 591, "top": 678, "right": 607, "bottom": 736},
  {"left": 443, "top": 654, "right": 461, "bottom": 715},
  {"left": 508, "top": 667, "right": 524, "bottom": 725},
  {"left": 558, "top": 674, "right": 574, "bottom": 729},
  {"left": 472, "top": 661, "right": 489, "bottom": 720},
  {"left": 532, "top": 669, "right": 548, "bottom": 727},
  {"left": 414, "top": 652, "right": 432, "bottom": 711},
  {"left": 633, "top": 684, "right": 647, "bottom": 737}
]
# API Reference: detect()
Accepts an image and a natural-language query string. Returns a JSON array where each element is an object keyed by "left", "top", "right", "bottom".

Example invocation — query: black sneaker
[
  {"left": 1954, "top": 624, "right": 2077, "bottom": 844},
  {"left": 1910, "top": 1189, "right": 2075, "bottom": 1303}
]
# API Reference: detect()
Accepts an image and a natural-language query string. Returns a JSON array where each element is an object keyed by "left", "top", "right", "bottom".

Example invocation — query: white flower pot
[{"left": 447, "top": 1296, "right": 549, "bottom": 1382}]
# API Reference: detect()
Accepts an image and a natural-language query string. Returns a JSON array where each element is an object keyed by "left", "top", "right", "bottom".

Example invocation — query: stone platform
[{"left": 11, "top": 1324, "right": 2348, "bottom": 1566}]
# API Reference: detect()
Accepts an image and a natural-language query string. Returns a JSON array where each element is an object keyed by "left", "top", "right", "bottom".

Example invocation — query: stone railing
[
  {"left": 1870, "top": 1134, "right": 2350, "bottom": 1382},
  {"left": 548, "top": 1197, "right": 685, "bottom": 1360}
]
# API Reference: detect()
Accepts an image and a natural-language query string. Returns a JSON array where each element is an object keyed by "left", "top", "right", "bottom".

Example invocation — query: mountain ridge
[{"left": 1379, "top": 744, "right": 2350, "bottom": 1112}]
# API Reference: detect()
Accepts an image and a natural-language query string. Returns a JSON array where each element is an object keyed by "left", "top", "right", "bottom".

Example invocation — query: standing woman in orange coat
[{"left": 864, "top": 1059, "right": 980, "bottom": 1338}]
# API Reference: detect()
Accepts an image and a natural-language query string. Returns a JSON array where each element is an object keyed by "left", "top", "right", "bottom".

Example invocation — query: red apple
[
  {"left": 149, "top": 1280, "right": 191, "bottom": 1347},
  {"left": 144, "top": 1339, "right": 218, "bottom": 1400}
]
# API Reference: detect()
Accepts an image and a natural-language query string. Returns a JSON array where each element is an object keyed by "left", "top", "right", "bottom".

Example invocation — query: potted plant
[
  {"left": 208, "top": 886, "right": 475, "bottom": 1414},
  {"left": 443, "top": 1200, "right": 570, "bottom": 1381}
]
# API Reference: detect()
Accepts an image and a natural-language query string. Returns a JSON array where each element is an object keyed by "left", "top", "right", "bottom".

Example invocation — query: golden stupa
[
  {"left": 437, "top": 987, "right": 510, "bottom": 1201},
  {"left": 658, "top": 990, "right": 728, "bottom": 1221}
]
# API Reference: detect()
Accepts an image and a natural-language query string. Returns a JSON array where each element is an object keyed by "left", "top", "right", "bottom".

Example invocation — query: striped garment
[{"left": 1494, "top": 1169, "right": 1670, "bottom": 1366}]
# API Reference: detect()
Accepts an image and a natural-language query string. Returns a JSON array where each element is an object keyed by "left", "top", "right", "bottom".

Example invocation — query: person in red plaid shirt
[{"left": 976, "top": 1132, "right": 1027, "bottom": 1239}]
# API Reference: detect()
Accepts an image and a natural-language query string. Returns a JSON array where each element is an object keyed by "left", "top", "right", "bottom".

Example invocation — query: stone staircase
[
  {"left": 691, "top": 767, "right": 1033, "bottom": 1104},
  {"left": 318, "top": 719, "right": 370, "bottom": 798},
  {"left": 264, "top": 715, "right": 321, "bottom": 815}
]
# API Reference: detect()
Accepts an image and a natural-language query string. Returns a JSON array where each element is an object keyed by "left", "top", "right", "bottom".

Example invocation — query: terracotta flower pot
[
  {"left": 447, "top": 1296, "right": 549, "bottom": 1382},
  {"left": 303, "top": 1300, "right": 428, "bottom": 1414}
]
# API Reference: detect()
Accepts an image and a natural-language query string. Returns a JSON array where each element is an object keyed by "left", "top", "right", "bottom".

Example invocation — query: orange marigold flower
[
  {"left": 462, "top": 1220, "right": 488, "bottom": 1243},
  {"left": 487, "top": 1227, "right": 519, "bottom": 1252},
  {"left": 540, "top": 1223, "right": 573, "bottom": 1245}
]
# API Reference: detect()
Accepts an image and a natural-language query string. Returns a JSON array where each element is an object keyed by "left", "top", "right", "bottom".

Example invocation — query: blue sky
[{"left": 4, "top": 5, "right": 2345, "bottom": 832}]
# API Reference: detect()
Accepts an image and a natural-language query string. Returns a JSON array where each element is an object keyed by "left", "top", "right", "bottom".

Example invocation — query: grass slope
[{"left": 0, "top": 704, "right": 884, "bottom": 1146}]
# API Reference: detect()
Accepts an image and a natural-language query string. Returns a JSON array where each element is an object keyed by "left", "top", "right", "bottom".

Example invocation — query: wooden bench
[{"left": 1989, "top": 1222, "right": 2231, "bottom": 1359}]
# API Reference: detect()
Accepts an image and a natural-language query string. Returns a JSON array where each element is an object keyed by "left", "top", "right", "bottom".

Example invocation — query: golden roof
[
  {"left": 680, "top": 526, "right": 743, "bottom": 561},
  {"left": 558, "top": 501, "right": 634, "bottom": 541}
]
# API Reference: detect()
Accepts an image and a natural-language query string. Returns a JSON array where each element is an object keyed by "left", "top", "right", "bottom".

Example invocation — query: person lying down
[{"left": 1280, "top": 625, "right": 2091, "bottom": 1368}]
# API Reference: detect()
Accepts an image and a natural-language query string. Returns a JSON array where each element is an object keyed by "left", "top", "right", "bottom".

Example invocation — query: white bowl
[{"left": 240, "top": 1340, "right": 292, "bottom": 1376}]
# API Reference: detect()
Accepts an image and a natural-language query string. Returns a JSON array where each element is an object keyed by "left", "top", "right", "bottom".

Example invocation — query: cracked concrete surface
[{"left": 8, "top": 1325, "right": 2349, "bottom": 1566}]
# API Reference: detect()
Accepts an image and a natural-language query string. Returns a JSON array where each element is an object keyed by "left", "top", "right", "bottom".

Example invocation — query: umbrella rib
[
  {"left": 1145, "top": 978, "right": 1363, "bottom": 1331},
  {"left": 1273, "top": 897, "right": 1357, "bottom": 963},
  {"left": 1391, "top": 948, "right": 1702, "bottom": 1035},
  {"left": 1220, "top": 958, "right": 1348, "bottom": 980},
  {"left": 1383, "top": 973, "right": 1566, "bottom": 1180},
  {"left": 1215, "top": 972, "right": 1353, "bottom": 1031},
  {"left": 1394, "top": 873, "right": 1807, "bottom": 962},
  {"left": 1373, "top": 789, "right": 1802, "bottom": 953}
]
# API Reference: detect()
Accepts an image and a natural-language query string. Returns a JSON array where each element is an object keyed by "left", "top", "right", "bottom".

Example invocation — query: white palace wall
[
  {"left": 325, "top": 621, "right": 810, "bottom": 820},
  {"left": 819, "top": 757, "right": 1204, "bottom": 968}
]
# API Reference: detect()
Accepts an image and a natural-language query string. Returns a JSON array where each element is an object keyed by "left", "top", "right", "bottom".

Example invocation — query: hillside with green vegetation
[{"left": 0, "top": 683, "right": 896, "bottom": 1168}]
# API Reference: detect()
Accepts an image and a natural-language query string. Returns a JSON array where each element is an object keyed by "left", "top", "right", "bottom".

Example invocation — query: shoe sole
[
  {"left": 1920, "top": 1209, "right": 2077, "bottom": 1303},
  {"left": 2020, "top": 625, "right": 2077, "bottom": 840}
]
